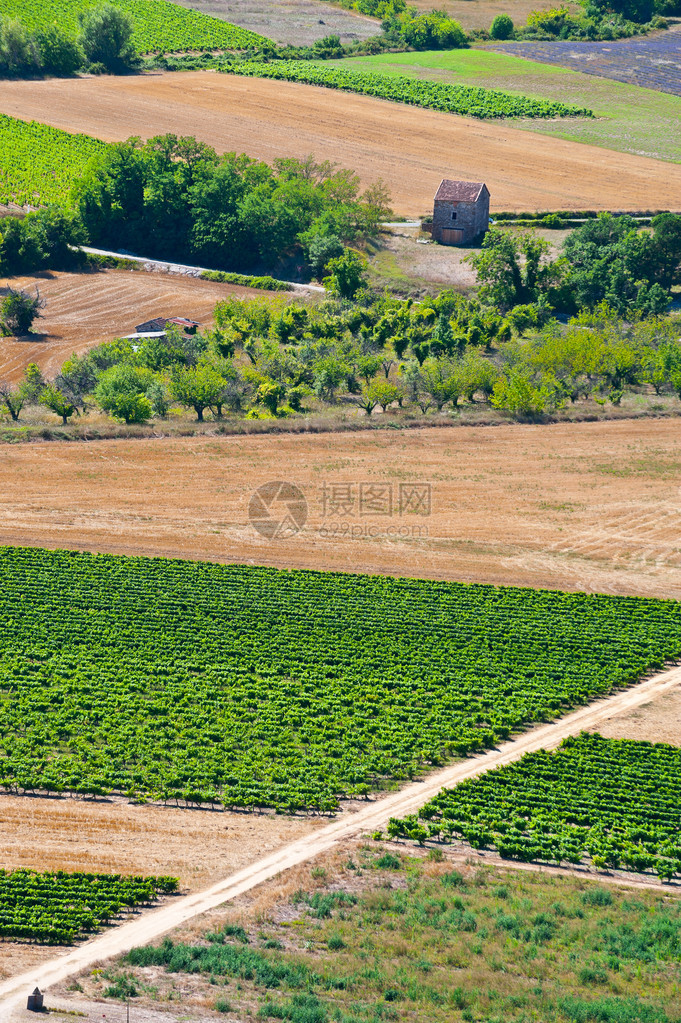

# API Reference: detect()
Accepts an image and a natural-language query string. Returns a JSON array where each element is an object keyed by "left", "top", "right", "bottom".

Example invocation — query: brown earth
[
  {"left": 0, "top": 269, "right": 288, "bottom": 384},
  {"left": 588, "top": 686, "right": 681, "bottom": 747},
  {"left": 0, "top": 418, "right": 680, "bottom": 598},
  {"left": 2, "top": 72, "right": 681, "bottom": 215},
  {"left": 411, "top": 0, "right": 579, "bottom": 28}
]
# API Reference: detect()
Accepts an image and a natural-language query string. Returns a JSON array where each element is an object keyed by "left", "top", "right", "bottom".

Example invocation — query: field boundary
[{"left": 0, "top": 663, "right": 679, "bottom": 1015}]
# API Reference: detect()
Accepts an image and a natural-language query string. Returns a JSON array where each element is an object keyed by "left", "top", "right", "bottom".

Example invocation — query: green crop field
[
  {"left": 219, "top": 60, "right": 593, "bottom": 119},
  {"left": 332, "top": 48, "right": 681, "bottom": 164},
  {"left": 0, "top": 869, "right": 178, "bottom": 944},
  {"left": 0, "top": 114, "right": 106, "bottom": 206},
  {"left": 0, "top": 0, "right": 268, "bottom": 53},
  {"left": 1, "top": 547, "right": 680, "bottom": 812},
  {"left": 390, "top": 733, "right": 681, "bottom": 879}
]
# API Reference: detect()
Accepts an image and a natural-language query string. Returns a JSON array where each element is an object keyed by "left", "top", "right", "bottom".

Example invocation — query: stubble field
[
  {"left": 0, "top": 418, "right": 680, "bottom": 599},
  {"left": 2, "top": 72, "right": 681, "bottom": 214}
]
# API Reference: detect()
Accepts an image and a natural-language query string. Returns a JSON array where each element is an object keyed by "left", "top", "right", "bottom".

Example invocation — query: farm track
[
  {"left": 1, "top": 663, "right": 679, "bottom": 1016},
  {"left": 2, "top": 72, "right": 681, "bottom": 214}
]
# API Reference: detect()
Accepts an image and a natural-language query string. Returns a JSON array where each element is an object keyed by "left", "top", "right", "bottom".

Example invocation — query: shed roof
[
  {"left": 168, "top": 317, "right": 200, "bottom": 328},
  {"left": 120, "top": 332, "right": 167, "bottom": 340},
  {"left": 434, "top": 180, "right": 487, "bottom": 203}
]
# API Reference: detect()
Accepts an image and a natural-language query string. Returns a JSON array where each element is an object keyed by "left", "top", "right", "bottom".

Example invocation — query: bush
[
  {"left": 581, "top": 887, "right": 613, "bottom": 907},
  {"left": 490, "top": 13, "right": 514, "bottom": 38},
  {"left": 0, "top": 288, "right": 43, "bottom": 335},
  {"left": 36, "top": 25, "right": 84, "bottom": 75},
  {"left": 79, "top": 3, "right": 136, "bottom": 71}
]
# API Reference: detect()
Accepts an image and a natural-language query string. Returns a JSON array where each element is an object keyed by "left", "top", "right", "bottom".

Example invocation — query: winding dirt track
[{"left": 1, "top": 663, "right": 679, "bottom": 1017}]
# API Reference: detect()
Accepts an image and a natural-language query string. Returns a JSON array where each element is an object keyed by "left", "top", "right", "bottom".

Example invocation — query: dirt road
[
  {"left": 2, "top": 72, "right": 681, "bottom": 214},
  {"left": 1, "top": 663, "right": 679, "bottom": 1017}
]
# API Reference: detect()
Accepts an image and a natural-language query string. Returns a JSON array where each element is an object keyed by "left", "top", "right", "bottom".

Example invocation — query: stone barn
[{"left": 430, "top": 180, "right": 490, "bottom": 245}]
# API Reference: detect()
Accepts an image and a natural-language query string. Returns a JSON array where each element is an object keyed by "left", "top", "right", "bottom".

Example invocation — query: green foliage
[
  {"left": 200, "top": 270, "right": 290, "bottom": 292},
  {"left": 169, "top": 362, "right": 230, "bottom": 421},
  {"left": 0, "top": 113, "right": 106, "bottom": 205},
  {"left": 39, "top": 383, "right": 78, "bottom": 424},
  {"left": 94, "top": 363, "right": 153, "bottom": 423},
  {"left": 0, "top": 286, "right": 42, "bottom": 334},
  {"left": 323, "top": 249, "right": 368, "bottom": 298},
  {"left": 217, "top": 61, "right": 593, "bottom": 119},
  {"left": 490, "top": 13, "right": 514, "bottom": 38},
  {"left": 0, "top": 868, "right": 176, "bottom": 944},
  {"left": 0, "top": 0, "right": 267, "bottom": 55},
  {"left": 393, "top": 732, "right": 681, "bottom": 879},
  {"left": 0, "top": 548, "right": 680, "bottom": 810},
  {"left": 0, "top": 207, "right": 84, "bottom": 276},
  {"left": 78, "top": 3, "right": 136, "bottom": 69},
  {"left": 469, "top": 229, "right": 566, "bottom": 311}
]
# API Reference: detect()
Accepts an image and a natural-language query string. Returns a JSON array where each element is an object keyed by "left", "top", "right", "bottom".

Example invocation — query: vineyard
[
  {"left": 218, "top": 61, "right": 594, "bottom": 119},
  {"left": 0, "top": 114, "right": 106, "bottom": 206},
  {"left": 389, "top": 733, "right": 681, "bottom": 880},
  {"left": 0, "top": 869, "right": 178, "bottom": 944},
  {"left": 0, "top": 548, "right": 680, "bottom": 812},
  {"left": 0, "top": 0, "right": 268, "bottom": 52}
]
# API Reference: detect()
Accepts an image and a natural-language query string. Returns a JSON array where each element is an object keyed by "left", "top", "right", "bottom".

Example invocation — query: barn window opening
[{"left": 451, "top": 211, "right": 457, "bottom": 221}]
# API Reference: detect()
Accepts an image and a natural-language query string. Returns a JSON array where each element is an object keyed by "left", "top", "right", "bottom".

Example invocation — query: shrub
[
  {"left": 490, "top": 13, "right": 514, "bottom": 38},
  {"left": 581, "top": 888, "right": 613, "bottom": 907}
]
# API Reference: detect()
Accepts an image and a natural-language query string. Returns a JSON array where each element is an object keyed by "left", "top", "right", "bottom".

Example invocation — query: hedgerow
[{"left": 0, "top": 547, "right": 680, "bottom": 811}]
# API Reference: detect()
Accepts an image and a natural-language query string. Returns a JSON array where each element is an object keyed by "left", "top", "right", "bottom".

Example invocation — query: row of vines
[
  {"left": 389, "top": 733, "right": 681, "bottom": 880},
  {"left": 0, "top": 547, "right": 680, "bottom": 812},
  {"left": 0, "top": 869, "right": 178, "bottom": 944},
  {"left": 0, "top": 114, "right": 106, "bottom": 206},
  {"left": 0, "top": 0, "right": 267, "bottom": 53},
  {"left": 218, "top": 61, "right": 594, "bottom": 119}
]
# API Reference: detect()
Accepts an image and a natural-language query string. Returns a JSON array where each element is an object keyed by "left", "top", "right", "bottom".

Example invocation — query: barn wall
[{"left": 432, "top": 192, "right": 489, "bottom": 244}]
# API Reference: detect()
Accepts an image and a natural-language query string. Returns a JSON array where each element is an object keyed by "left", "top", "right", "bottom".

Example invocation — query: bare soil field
[
  {"left": 174, "top": 0, "right": 380, "bottom": 44},
  {"left": 0, "top": 418, "right": 680, "bottom": 599},
  {"left": 2, "top": 72, "right": 681, "bottom": 214},
  {"left": 588, "top": 685, "right": 681, "bottom": 746},
  {"left": 0, "top": 269, "right": 287, "bottom": 384}
]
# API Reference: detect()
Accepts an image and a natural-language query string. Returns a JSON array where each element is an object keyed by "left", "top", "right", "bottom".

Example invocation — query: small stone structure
[
  {"left": 27, "top": 987, "right": 44, "bottom": 1011},
  {"left": 430, "top": 179, "right": 490, "bottom": 245}
]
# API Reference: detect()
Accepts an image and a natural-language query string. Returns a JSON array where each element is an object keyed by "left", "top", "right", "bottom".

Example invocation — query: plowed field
[
  {"left": 1, "top": 418, "right": 680, "bottom": 599},
  {"left": 0, "top": 269, "right": 288, "bottom": 383},
  {"left": 1, "top": 72, "right": 680, "bottom": 214}
]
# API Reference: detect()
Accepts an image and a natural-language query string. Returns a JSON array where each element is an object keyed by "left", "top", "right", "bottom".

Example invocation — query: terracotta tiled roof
[{"left": 434, "top": 180, "right": 487, "bottom": 202}]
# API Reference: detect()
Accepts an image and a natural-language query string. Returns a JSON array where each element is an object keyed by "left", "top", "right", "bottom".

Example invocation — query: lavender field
[{"left": 493, "top": 28, "right": 681, "bottom": 96}]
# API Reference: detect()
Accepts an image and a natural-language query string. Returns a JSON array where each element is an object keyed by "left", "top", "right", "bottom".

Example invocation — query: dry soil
[
  {"left": 2, "top": 72, "right": 680, "bottom": 215},
  {"left": 0, "top": 418, "right": 680, "bottom": 598}
]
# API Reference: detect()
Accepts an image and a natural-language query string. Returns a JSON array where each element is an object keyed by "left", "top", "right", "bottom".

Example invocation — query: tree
[
  {"left": 323, "top": 250, "right": 368, "bottom": 299},
  {"left": 39, "top": 384, "right": 78, "bottom": 424},
  {"left": 0, "top": 288, "right": 44, "bottom": 335},
  {"left": 420, "top": 357, "right": 464, "bottom": 410},
  {"left": 469, "top": 229, "right": 565, "bottom": 311},
  {"left": 0, "top": 17, "right": 40, "bottom": 75},
  {"left": 491, "top": 371, "right": 560, "bottom": 417},
  {"left": 36, "top": 25, "right": 84, "bottom": 76},
  {"left": 169, "top": 363, "right": 227, "bottom": 421},
  {"left": 302, "top": 226, "right": 344, "bottom": 279},
  {"left": 366, "top": 379, "right": 402, "bottom": 412},
  {"left": 95, "top": 364, "right": 153, "bottom": 423},
  {"left": 78, "top": 3, "right": 136, "bottom": 71},
  {"left": 0, "top": 380, "right": 28, "bottom": 421},
  {"left": 490, "top": 13, "right": 514, "bottom": 38}
]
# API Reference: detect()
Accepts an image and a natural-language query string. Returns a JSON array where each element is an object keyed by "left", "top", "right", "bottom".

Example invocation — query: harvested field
[
  {"left": 0, "top": 268, "right": 289, "bottom": 383},
  {"left": 0, "top": 419, "right": 680, "bottom": 599},
  {"left": 588, "top": 685, "right": 681, "bottom": 747},
  {"left": 410, "top": 0, "right": 579, "bottom": 29},
  {"left": 174, "top": 0, "right": 380, "bottom": 45},
  {"left": 1, "top": 72, "right": 680, "bottom": 214}
]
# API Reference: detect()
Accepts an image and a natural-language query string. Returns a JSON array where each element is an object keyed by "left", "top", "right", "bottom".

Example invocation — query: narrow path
[
  {"left": 79, "top": 246, "right": 326, "bottom": 293},
  {"left": 1, "top": 663, "right": 679, "bottom": 1017}
]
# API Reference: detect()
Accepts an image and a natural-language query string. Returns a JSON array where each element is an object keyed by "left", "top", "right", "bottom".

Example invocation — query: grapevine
[
  {"left": 389, "top": 733, "right": 681, "bottom": 880},
  {"left": 0, "top": 547, "right": 679, "bottom": 813}
]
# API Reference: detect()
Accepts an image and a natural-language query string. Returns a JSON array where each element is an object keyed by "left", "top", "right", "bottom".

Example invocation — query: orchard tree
[
  {"left": 1, "top": 288, "right": 44, "bottom": 335},
  {"left": 323, "top": 249, "right": 368, "bottom": 299},
  {"left": 469, "top": 229, "right": 565, "bottom": 311},
  {"left": 40, "top": 384, "right": 78, "bottom": 425},
  {"left": 169, "top": 363, "right": 227, "bottom": 421}
]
